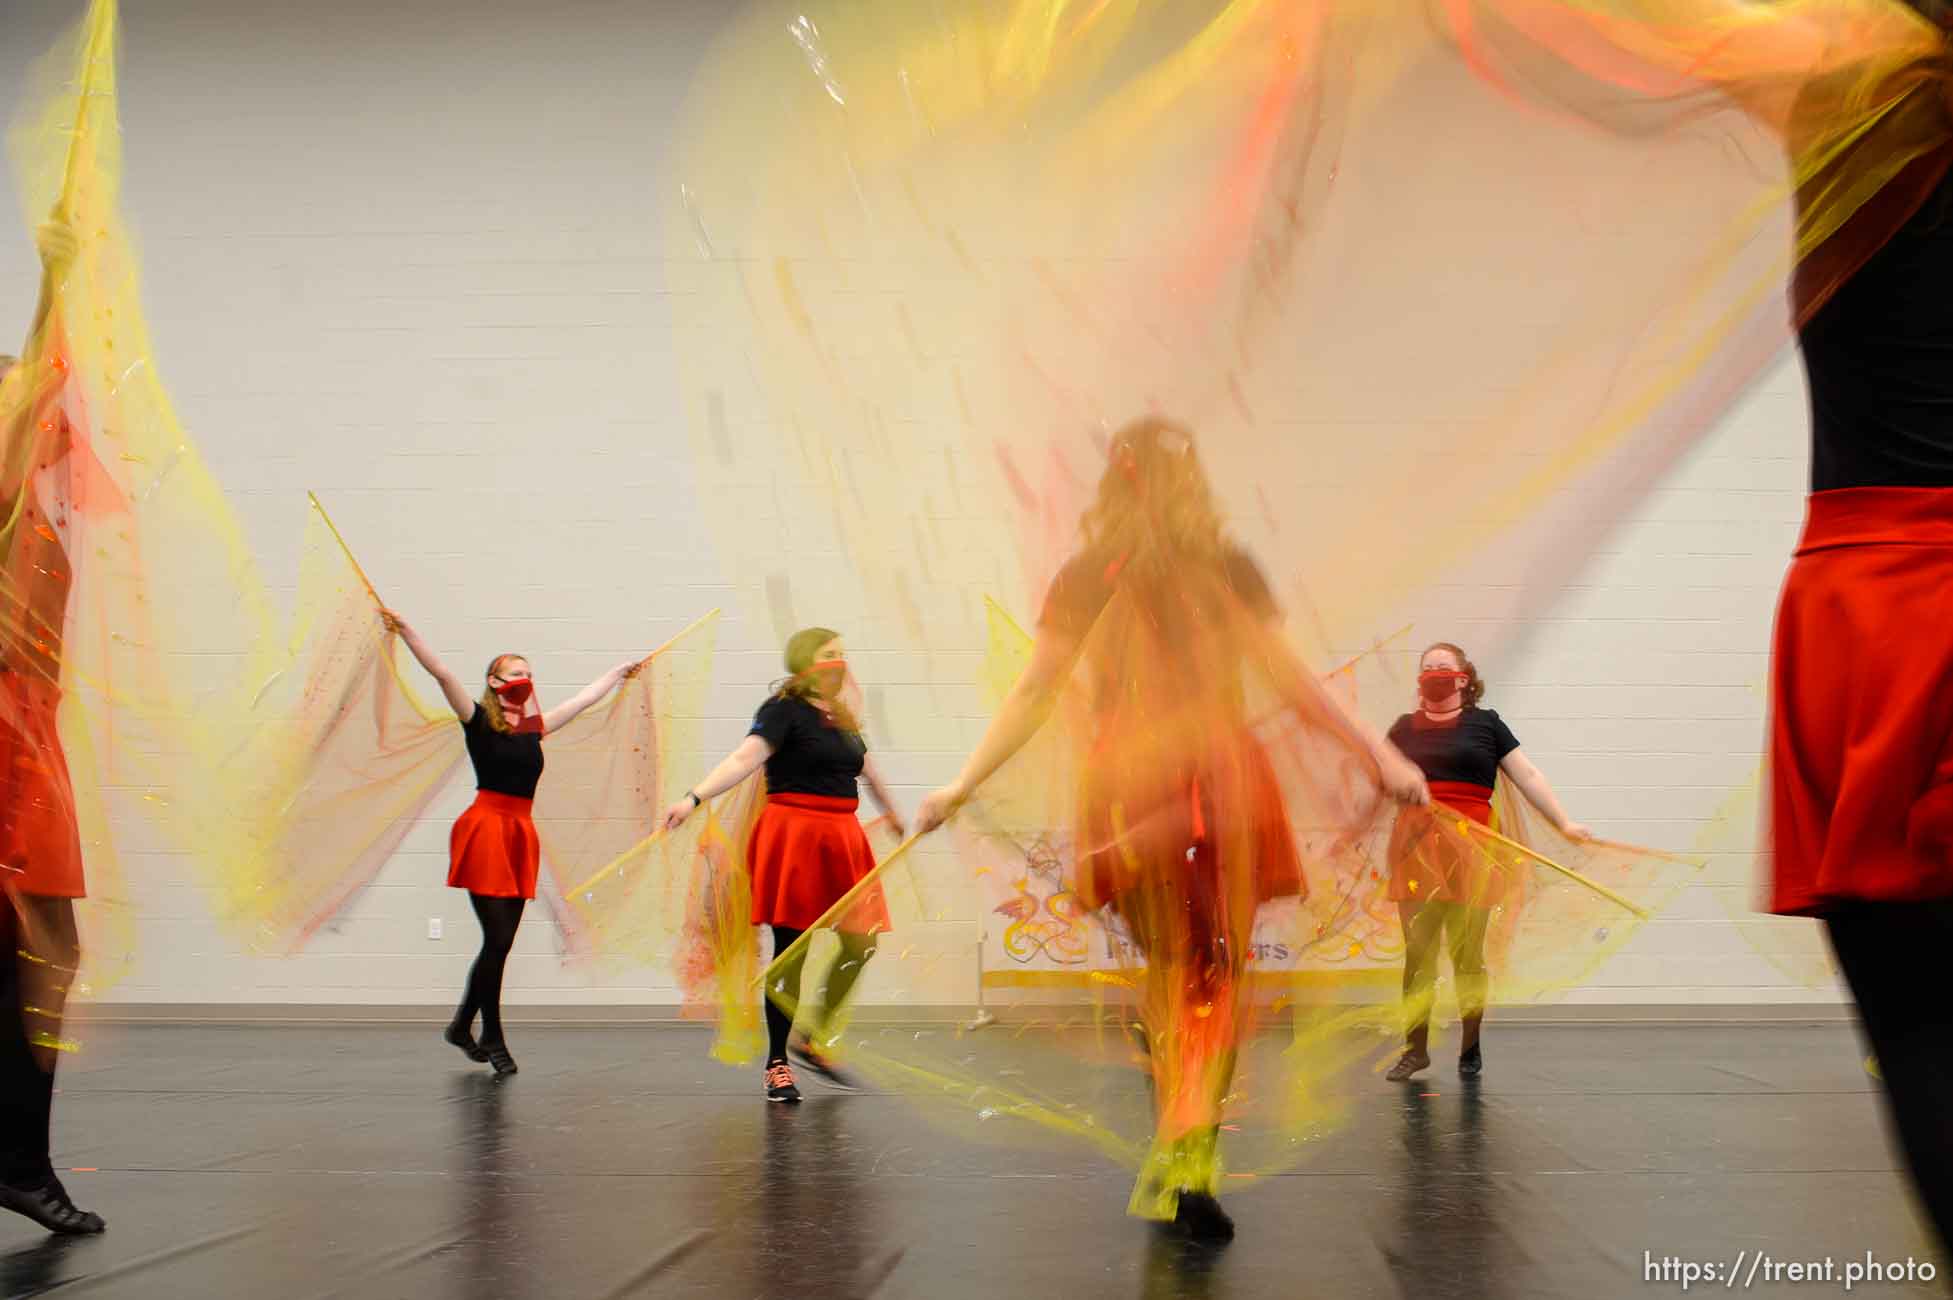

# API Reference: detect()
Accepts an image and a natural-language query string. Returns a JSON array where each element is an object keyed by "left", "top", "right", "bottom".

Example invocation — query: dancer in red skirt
[
  {"left": 386, "top": 611, "right": 642, "bottom": 1076},
  {"left": 0, "top": 216, "right": 107, "bottom": 1236},
  {"left": 1381, "top": 642, "right": 1589, "bottom": 1083},
  {"left": 663, "top": 627, "right": 906, "bottom": 1103},
  {"left": 1769, "top": 91, "right": 1953, "bottom": 1250},
  {"left": 916, "top": 418, "right": 1428, "bottom": 1241}
]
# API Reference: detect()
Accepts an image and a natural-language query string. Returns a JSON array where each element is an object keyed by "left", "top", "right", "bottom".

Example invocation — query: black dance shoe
[
  {"left": 1458, "top": 1044, "right": 1483, "bottom": 1079},
  {"left": 0, "top": 1176, "right": 106, "bottom": 1235},
  {"left": 443, "top": 1024, "right": 490, "bottom": 1064},
  {"left": 483, "top": 1042, "right": 519, "bottom": 1077},
  {"left": 1171, "top": 1192, "right": 1235, "bottom": 1244}
]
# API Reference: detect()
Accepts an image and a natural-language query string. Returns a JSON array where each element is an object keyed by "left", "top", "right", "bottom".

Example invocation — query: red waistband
[
  {"left": 1796, "top": 487, "right": 1953, "bottom": 555},
  {"left": 767, "top": 793, "right": 861, "bottom": 815},
  {"left": 1428, "top": 781, "right": 1494, "bottom": 824},
  {"left": 470, "top": 790, "right": 535, "bottom": 813}
]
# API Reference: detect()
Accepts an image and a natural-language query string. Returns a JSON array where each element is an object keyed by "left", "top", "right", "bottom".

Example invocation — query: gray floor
[{"left": 0, "top": 1022, "right": 1943, "bottom": 1298}]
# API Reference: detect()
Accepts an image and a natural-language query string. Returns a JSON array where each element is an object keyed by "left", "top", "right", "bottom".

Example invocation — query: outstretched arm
[
  {"left": 1500, "top": 748, "right": 1590, "bottom": 839},
  {"left": 380, "top": 610, "right": 475, "bottom": 721},
  {"left": 541, "top": 659, "right": 639, "bottom": 735},
  {"left": 663, "top": 734, "right": 773, "bottom": 831},
  {"left": 914, "top": 622, "right": 1085, "bottom": 833},
  {"left": 1255, "top": 618, "right": 1428, "bottom": 805},
  {"left": 860, "top": 754, "right": 907, "bottom": 838}
]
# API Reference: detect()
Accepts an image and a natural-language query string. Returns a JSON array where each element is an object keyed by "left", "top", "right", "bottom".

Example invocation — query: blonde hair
[
  {"left": 478, "top": 653, "right": 528, "bottom": 734},
  {"left": 775, "top": 626, "right": 859, "bottom": 734}
]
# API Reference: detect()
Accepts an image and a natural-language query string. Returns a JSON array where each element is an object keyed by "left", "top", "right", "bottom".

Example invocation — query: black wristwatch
[{"left": 686, "top": 791, "right": 701, "bottom": 809}]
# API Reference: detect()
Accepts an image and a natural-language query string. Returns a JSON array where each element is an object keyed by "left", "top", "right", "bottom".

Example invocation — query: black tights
[
  {"left": 1826, "top": 901, "right": 1953, "bottom": 1256},
  {"left": 1399, "top": 901, "right": 1491, "bottom": 1049},
  {"left": 0, "top": 896, "right": 79, "bottom": 1188},
  {"left": 763, "top": 925, "right": 877, "bottom": 1063},
  {"left": 451, "top": 894, "right": 525, "bottom": 1048}
]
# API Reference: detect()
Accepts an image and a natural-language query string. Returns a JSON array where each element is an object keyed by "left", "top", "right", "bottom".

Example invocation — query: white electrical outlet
[{"left": 427, "top": 917, "right": 444, "bottom": 941}]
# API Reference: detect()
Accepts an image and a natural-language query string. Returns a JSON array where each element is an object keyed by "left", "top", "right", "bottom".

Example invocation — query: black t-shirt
[
  {"left": 1798, "top": 167, "right": 1953, "bottom": 491},
  {"left": 463, "top": 706, "right": 545, "bottom": 799},
  {"left": 1386, "top": 707, "right": 1520, "bottom": 790},
  {"left": 1038, "top": 543, "right": 1279, "bottom": 718},
  {"left": 750, "top": 694, "right": 866, "bottom": 799},
  {"left": 1038, "top": 543, "right": 1278, "bottom": 638}
]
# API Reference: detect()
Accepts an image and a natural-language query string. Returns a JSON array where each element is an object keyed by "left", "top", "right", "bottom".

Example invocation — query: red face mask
[
  {"left": 803, "top": 658, "right": 848, "bottom": 697},
  {"left": 1418, "top": 671, "right": 1466, "bottom": 704},
  {"left": 492, "top": 677, "right": 542, "bottom": 735}
]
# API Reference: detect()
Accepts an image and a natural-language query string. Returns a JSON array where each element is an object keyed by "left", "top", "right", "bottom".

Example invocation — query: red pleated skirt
[
  {"left": 0, "top": 672, "right": 84, "bottom": 899},
  {"left": 1387, "top": 780, "right": 1497, "bottom": 906},
  {"left": 1770, "top": 487, "right": 1953, "bottom": 916},
  {"left": 448, "top": 791, "right": 540, "bottom": 899},
  {"left": 747, "top": 793, "right": 888, "bottom": 931}
]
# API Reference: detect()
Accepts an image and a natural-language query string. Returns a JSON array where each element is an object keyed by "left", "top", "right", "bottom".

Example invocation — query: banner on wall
[
  {"left": 971, "top": 828, "right": 1403, "bottom": 993},
  {"left": 966, "top": 605, "right": 1415, "bottom": 992}
]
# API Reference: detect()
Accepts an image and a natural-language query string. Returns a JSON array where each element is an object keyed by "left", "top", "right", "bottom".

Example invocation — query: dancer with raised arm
[{"left": 386, "top": 611, "right": 641, "bottom": 1076}]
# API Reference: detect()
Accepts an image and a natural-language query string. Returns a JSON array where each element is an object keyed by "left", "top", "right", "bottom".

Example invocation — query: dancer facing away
[
  {"left": 385, "top": 611, "right": 642, "bottom": 1076},
  {"left": 916, "top": 417, "right": 1427, "bottom": 1243},
  {"left": 1381, "top": 641, "right": 1589, "bottom": 1083},
  {"left": 0, "top": 215, "right": 105, "bottom": 1236},
  {"left": 663, "top": 627, "right": 907, "bottom": 1104}
]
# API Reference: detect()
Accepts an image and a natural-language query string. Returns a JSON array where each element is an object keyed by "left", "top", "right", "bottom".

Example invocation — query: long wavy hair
[
  {"left": 774, "top": 626, "right": 860, "bottom": 734},
  {"left": 478, "top": 653, "right": 529, "bottom": 735},
  {"left": 1079, "top": 417, "right": 1225, "bottom": 579}
]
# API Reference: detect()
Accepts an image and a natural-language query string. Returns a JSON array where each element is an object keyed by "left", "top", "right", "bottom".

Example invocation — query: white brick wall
[{"left": 0, "top": 0, "right": 1841, "bottom": 1008}]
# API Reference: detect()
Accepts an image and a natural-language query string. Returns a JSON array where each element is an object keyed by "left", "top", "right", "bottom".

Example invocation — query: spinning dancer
[
  {"left": 1769, "top": 47, "right": 1953, "bottom": 1251},
  {"left": 916, "top": 418, "right": 1426, "bottom": 1242},
  {"left": 0, "top": 215, "right": 105, "bottom": 1235}
]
